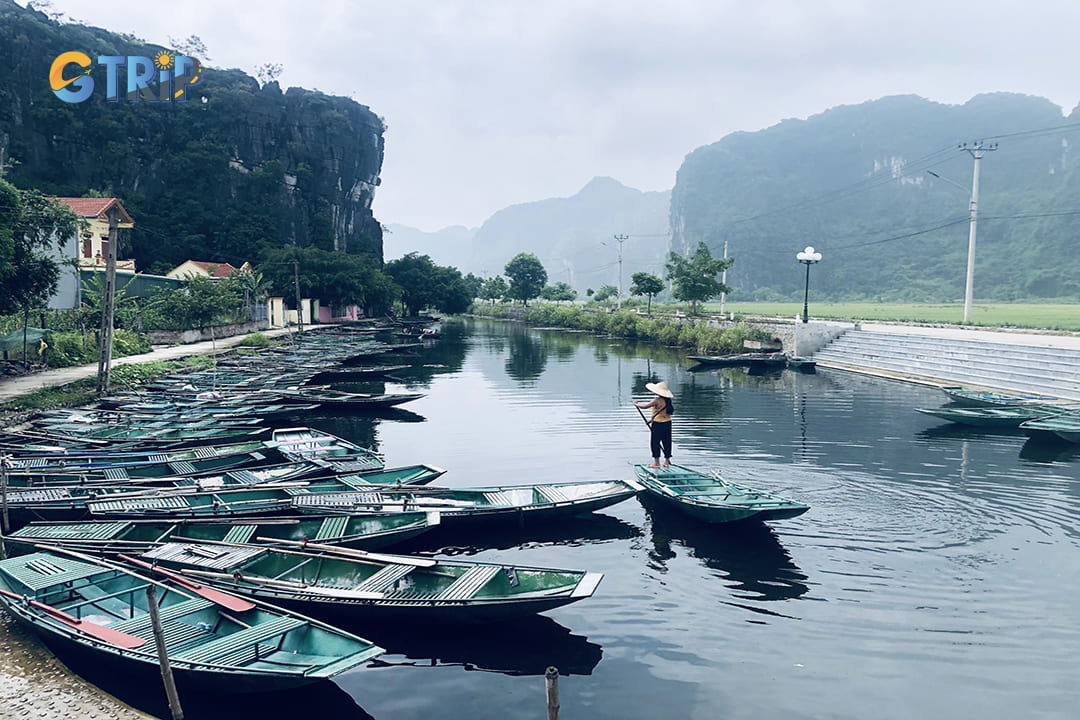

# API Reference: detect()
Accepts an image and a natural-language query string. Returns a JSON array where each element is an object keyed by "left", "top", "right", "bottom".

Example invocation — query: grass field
[{"left": 686, "top": 302, "right": 1080, "bottom": 331}]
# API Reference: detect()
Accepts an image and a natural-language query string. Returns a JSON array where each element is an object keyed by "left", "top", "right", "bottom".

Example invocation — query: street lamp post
[{"left": 796, "top": 246, "right": 822, "bottom": 323}]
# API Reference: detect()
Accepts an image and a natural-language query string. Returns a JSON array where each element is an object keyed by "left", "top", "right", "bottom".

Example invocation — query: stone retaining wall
[{"left": 147, "top": 320, "right": 270, "bottom": 346}]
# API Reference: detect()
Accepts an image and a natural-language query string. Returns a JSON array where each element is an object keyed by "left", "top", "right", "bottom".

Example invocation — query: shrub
[
  {"left": 238, "top": 331, "right": 272, "bottom": 347},
  {"left": 45, "top": 332, "right": 95, "bottom": 368}
]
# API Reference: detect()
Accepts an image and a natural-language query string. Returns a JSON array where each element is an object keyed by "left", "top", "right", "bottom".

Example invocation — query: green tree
[
  {"left": 504, "top": 253, "right": 547, "bottom": 306},
  {"left": 665, "top": 242, "right": 733, "bottom": 314},
  {"left": 463, "top": 272, "right": 484, "bottom": 299},
  {"left": 592, "top": 284, "right": 618, "bottom": 303},
  {"left": 0, "top": 181, "right": 80, "bottom": 360},
  {"left": 261, "top": 246, "right": 396, "bottom": 317},
  {"left": 540, "top": 282, "right": 577, "bottom": 304},
  {"left": 480, "top": 275, "right": 509, "bottom": 304},
  {"left": 385, "top": 252, "right": 472, "bottom": 316},
  {"left": 630, "top": 272, "right": 665, "bottom": 315}
]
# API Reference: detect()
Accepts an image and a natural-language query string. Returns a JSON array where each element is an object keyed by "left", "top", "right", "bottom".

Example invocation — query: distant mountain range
[
  {"left": 391, "top": 92, "right": 1080, "bottom": 304},
  {"left": 386, "top": 177, "right": 671, "bottom": 293},
  {"left": 670, "top": 92, "right": 1080, "bottom": 302}
]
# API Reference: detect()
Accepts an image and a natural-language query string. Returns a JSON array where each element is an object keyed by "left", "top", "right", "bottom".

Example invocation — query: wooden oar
[
  {"left": 117, "top": 554, "right": 256, "bottom": 612},
  {"left": 256, "top": 536, "right": 437, "bottom": 567},
  {"left": 0, "top": 586, "right": 146, "bottom": 649},
  {"left": 635, "top": 405, "right": 652, "bottom": 429}
]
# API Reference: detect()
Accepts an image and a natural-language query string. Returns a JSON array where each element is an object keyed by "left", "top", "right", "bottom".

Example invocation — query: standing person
[{"left": 633, "top": 381, "right": 674, "bottom": 468}]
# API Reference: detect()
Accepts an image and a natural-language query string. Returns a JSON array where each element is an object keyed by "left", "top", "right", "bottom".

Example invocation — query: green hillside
[
  {"left": 0, "top": 0, "right": 385, "bottom": 273},
  {"left": 671, "top": 93, "right": 1080, "bottom": 302}
]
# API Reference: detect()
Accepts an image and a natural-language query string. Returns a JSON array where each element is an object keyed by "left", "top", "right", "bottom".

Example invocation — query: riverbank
[
  {"left": 0, "top": 327, "right": 299, "bottom": 406},
  {"left": 0, "top": 612, "right": 154, "bottom": 720}
]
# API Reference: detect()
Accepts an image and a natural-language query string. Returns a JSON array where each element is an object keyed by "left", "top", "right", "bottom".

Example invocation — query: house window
[
  {"left": 100, "top": 238, "right": 109, "bottom": 261},
  {"left": 82, "top": 237, "right": 92, "bottom": 258}
]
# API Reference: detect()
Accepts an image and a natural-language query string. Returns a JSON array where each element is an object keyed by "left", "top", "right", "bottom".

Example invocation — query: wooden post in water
[
  {"left": 1, "top": 452, "right": 10, "bottom": 535},
  {"left": 0, "top": 453, "right": 9, "bottom": 559},
  {"left": 545, "top": 666, "right": 560, "bottom": 720},
  {"left": 146, "top": 585, "right": 184, "bottom": 720}
]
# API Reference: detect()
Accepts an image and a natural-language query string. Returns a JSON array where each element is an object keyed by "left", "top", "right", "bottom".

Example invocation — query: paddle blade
[
  {"left": 0, "top": 587, "right": 146, "bottom": 649},
  {"left": 117, "top": 554, "right": 256, "bottom": 612}
]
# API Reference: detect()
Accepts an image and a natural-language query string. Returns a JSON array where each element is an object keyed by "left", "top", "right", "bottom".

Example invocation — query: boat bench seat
[
  {"left": 175, "top": 616, "right": 304, "bottom": 665},
  {"left": 535, "top": 486, "right": 569, "bottom": 504},
  {"left": 101, "top": 468, "right": 129, "bottom": 481},
  {"left": 113, "top": 598, "right": 214, "bottom": 634},
  {"left": 389, "top": 565, "right": 502, "bottom": 602},
  {"left": 438, "top": 565, "right": 500, "bottom": 600},
  {"left": 169, "top": 461, "right": 198, "bottom": 475},
  {"left": 314, "top": 516, "right": 349, "bottom": 541},
  {"left": 134, "top": 618, "right": 215, "bottom": 654},
  {"left": 354, "top": 564, "right": 414, "bottom": 593},
  {"left": 222, "top": 525, "right": 258, "bottom": 544}
]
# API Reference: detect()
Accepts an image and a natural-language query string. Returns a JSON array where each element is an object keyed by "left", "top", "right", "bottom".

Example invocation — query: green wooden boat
[
  {"left": 4, "top": 440, "right": 275, "bottom": 487},
  {"left": 633, "top": 464, "right": 809, "bottom": 523},
  {"left": 0, "top": 549, "right": 384, "bottom": 692},
  {"left": 940, "top": 386, "right": 1060, "bottom": 407},
  {"left": 273, "top": 387, "right": 424, "bottom": 409},
  {"left": 5, "top": 512, "right": 442, "bottom": 554},
  {"left": 35, "top": 422, "right": 270, "bottom": 448},
  {"left": 129, "top": 540, "right": 602, "bottom": 622},
  {"left": 80, "top": 474, "right": 436, "bottom": 520},
  {"left": 914, "top": 405, "right": 1061, "bottom": 428},
  {"left": 289, "top": 479, "right": 643, "bottom": 525},
  {"left": 272, "top": 427, "right": 384, "bottom": 472},
  {"left": 1019, "top": 412, "right": 1080, "bottom": 444},
  {"left": 0, "top": 463, "right": 327, "bottom": 526}
]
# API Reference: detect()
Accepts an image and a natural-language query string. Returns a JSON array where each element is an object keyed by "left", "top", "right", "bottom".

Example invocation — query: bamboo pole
[
  {"left": 545, "top": 666, "right": 560, "bottom": 720},
  {"left": 146, "top": 585, "right": 184, "bottom": 720},
  {"left": 1, "top": 452, "right": 10, "bottom": 536}
]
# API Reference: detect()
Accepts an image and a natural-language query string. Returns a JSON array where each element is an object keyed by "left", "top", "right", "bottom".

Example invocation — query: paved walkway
[{"left": 0, "top": 327, "right": 299, "bottom": 405}]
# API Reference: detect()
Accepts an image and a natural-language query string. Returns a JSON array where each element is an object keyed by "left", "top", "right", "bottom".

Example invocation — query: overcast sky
[{"left": 34, "top": 1, "right": 1080, "bottom": 231}]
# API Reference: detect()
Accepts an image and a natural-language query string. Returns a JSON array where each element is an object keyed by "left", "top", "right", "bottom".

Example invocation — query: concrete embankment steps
[{"left": 813, "top": 329, "right": 1080, "bottom": 402}]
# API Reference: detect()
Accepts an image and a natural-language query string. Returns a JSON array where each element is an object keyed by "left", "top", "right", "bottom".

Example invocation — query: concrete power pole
[
  {"left": 960, "top": 141, "right": 997, "bottom": 324},
  {"left": 96, "top": 204, "right": 120, "bottom": 394},
  {"left": 613, "top": 234, "right": 627, "bottom": 310},
  {"left": 719, "top": 240, "right": 729, "bottom": 316},
  {"left": 293, "top": 256, "right": 304, "bottom": 335}
]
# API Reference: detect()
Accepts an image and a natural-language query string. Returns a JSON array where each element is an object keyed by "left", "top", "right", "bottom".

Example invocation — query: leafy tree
[
  {"left": 261, "top": 246, "right": 396, "bottom": 316},
  {"left": 463, "top": 272, "right": 484, "bottom": 299},
  {"left": 540, "top": 282, "right": 577, "bottom": 304},
  {"left": 480, "top": 275, "right": 509, "bottom": 304},
  {"left": 586, "top": 288, "right": 594, "bottom": 297},
  {"left": 665, "top": 242, "right": 733, "bottom": 314},
  {"left": 592, "top": 284, "right": 618, "bottom": 303},
  {"left": 385, "top": 252, "right": 472, "bottom": 316},
  {"left": 0, "top": 180, "right": 79, "bottom": 359},
  {"left": 504, "top": 253, "right": 547, "bottom": 306},
  {"left": 630, "top": 272, "right": 665, "bottom": 315}
]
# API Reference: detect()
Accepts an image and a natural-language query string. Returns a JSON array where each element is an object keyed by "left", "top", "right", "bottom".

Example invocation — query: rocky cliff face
[{"left": 0, "top": 0, "right": 385, "bottom": 271}]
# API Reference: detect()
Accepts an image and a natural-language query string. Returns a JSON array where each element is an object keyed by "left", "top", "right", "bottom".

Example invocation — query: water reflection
[
  {"left": 41, "top": 644, "right": 376, "bottom": 720},
  {"left": 351, "top": 615, "right": 603, "bottom": 677},
  {"left": 641, "top": 497, "right": 810, "bottom": 604},
  {"left": 1019, "top": 437, "right": 1080, "bottom": 463},
  {"left": 505, "top": 328, "right": 547, "bottom": 384}
]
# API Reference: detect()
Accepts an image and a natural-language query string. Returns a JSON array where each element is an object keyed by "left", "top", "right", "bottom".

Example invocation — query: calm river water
[{"left": 44, "top": 318, "right": 1080, "bottom": 719}]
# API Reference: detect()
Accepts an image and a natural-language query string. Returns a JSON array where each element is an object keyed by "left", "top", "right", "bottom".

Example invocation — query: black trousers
[{"left": 650, "top": 420, "right": 672, "bottom": 459}]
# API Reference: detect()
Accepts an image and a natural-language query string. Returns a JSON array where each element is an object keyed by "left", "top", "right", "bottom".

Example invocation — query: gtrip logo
[{"left": 50, "top": 50, "right": 202, "bottom": 104}]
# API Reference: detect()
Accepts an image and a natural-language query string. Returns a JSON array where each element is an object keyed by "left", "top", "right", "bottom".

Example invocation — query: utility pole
[
  {"left": 96, "top": 204, "right": 120, "bottom": 394},
  {"left": 719, "top": 240, "right": 729, "bottom": 317},
  {"left": 613, "top": 234, "right": 627, "bottom": 310},
  {"left": 293, "top": 255, "right": 304, "bottom": 335},
  {"left": 960, "top": 141, "right": 997, "bottom": 324}
]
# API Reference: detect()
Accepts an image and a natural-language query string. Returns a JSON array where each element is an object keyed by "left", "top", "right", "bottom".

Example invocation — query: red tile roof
[
  {"left": 54, "top": 198, "right": 134, "bottom": 224},
  {"left": 185, "top": 260, "right": 239, "bottom": 278}
]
